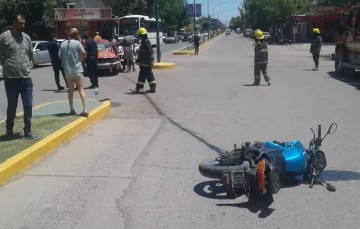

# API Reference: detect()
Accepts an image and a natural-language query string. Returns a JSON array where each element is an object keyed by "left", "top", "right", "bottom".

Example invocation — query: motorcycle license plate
[{"left": 231, "top": 171, "right": 245, "bottom": 188}]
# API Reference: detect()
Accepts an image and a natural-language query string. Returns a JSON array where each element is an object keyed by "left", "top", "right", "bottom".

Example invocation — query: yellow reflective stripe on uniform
[
  {"left": 137, "top": 81, "right": 145, "bottom": 85},
  {"left": 149, "top": 80, "right": 156, "bottom": 84},
  {"left": 260, "top": 49, "right": 268, "bottom": 52},
  {"left": 138, "top": 63, "right": 150, "bottom": 67}
]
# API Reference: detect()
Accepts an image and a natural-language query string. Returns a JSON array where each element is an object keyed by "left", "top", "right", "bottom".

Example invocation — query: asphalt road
[
  {"left": 0, "top": 40, "right": 187, "bottom": 120},
  {"left": 1, "top": 34, "right": 360, "bottom": 229}
]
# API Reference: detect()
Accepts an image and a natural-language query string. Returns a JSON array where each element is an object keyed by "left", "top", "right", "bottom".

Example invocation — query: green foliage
[
  {"left": 241, "top": 0, "right": 315, "bottom": 30},
  {"left": 316, "top": 0, "right": 356, "bottom": 6},
  {"left": 229, "top": 16, "right": 242, "bottom": 31},
  {"left": 0, "top": 0, "right": 69, "bottom": 29}
]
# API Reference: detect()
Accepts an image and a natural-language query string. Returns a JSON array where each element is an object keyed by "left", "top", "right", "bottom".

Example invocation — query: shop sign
[{"left": 55, "top": 8, "right": 112, "bottom": 20}]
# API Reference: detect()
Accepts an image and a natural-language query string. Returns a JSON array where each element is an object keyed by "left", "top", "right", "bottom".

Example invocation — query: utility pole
[
  {"left": 193, "top": 0, "right": 196, "bottom": 34},
  {"left": 207, "top": 0, "right": 210, "bottom": 39},
  {"left": 155, "top": 0, "right": 161, "bottom": 62}
]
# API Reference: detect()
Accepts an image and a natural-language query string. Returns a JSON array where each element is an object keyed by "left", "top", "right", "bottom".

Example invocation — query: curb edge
[{"left": 0, "top": 101, "right": 112, "bottom": 185}]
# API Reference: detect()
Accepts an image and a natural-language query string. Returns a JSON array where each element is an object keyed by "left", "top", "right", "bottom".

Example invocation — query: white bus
[{"left": 115, "top": 15, "right": 162, "bottom": 47}]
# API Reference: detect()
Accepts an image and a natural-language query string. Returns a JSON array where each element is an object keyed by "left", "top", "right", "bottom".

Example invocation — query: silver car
[{"left": 31, "top": 40, "right": 52, "bottom": 69}]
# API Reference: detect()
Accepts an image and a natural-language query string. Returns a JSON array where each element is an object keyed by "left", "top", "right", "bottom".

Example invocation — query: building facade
[{"left": 70, "top": 0, "right": 105, "bottom": 8}]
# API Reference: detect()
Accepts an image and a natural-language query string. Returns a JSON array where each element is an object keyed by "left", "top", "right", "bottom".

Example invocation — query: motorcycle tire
[{"left": 199, "top": 160, "right": 250, "bottom": 179}]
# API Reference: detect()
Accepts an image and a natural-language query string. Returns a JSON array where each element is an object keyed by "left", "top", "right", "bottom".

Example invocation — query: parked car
[
  {"left": 164, "top": 31, "right": 179, "bottom": 44},
  {"left": 31, "top": 40, "right": 52, "bottom": 69},
  {"left": 263, "top": 32, "right": 270, "bottom": 41},
  {"left": 182, "top": 33, "right": 190, "bottom": 42},
  {"left": 117, "top": 36, "right": 140, "bottom": 68},
  {"left": 85, "top": 39, "right": 120, "bottom": 75}
]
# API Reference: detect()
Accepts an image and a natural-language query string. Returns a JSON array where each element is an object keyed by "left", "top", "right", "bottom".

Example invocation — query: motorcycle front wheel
[{"left": 199, "top": 160, "right": 249, "bottom": 179}]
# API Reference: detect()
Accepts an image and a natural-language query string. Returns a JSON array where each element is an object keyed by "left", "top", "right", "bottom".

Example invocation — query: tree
[
  {"left": 0, "top": 0, "right": 69, "bottom": 30},
  {"left": 103, "top": 0, "right": 148, "bottom": 16},
  {"left": 160, "top": 0, "right": 189, "bottom": 31},
  {"left": 316, "top": 0, "right": 356, "bottom": 6},
  {"left": 241, "top": 0, "right": 315, "bottom": 30}
]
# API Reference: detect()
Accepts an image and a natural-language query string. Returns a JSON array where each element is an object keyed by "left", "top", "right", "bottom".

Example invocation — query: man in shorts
[{"left": 59, "top": 28, "right": 88, "bottom": 117}]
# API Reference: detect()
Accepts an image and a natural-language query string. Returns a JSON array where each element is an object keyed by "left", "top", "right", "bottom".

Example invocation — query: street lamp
[{"left": 155, "top": 0, "right": 161, "bottom": 62}]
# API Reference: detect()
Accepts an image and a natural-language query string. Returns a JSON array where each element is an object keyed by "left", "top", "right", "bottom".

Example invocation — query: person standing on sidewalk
[
  {"left": 48, "top": 34, "right": 67, "bottom": 90},
  {"left": 194, "top": 32, "right": 200, "bottom": 55},
  {"left": 310, "top": 28, "right": 322, "bottom": 71},
  {"left": 59, "top": 28, "right": 89, "bottom": 117},
  {"left": 253, "top": 30, "right": 271, "bottom": 86},
  {"left": 121, "top": 30, "right": 136, "bottom": 72},
  {"left": 0, "top": 15, "right": 39, "bottom": 140},
  {"left": 84, "top": 31, "right": 99, "bottom": 88},
  {"left": 133, "top": 27, "right": 156, "bottom": 93}
]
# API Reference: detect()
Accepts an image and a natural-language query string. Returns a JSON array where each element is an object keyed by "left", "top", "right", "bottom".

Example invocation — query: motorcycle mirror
[
  {"left": 326, "top": 183, "right": 336, "bottom": 192},
  {"left": 327, "top": 123, "right": 337, "bottom": 135}
]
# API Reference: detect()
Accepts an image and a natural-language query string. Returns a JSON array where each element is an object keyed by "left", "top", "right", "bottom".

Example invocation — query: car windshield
[
  {"left": 32, "top": 43, "right": 37, "bottom": 49},
  {"left": 167, "top": 32, "right": 175, "bottom": 37},
  {"left": 96, "top": 41, "right": 112, "bottom": 51}
]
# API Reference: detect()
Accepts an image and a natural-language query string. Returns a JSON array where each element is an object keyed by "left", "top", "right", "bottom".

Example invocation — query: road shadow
[
  {"left": 53, "top": 112, "right": 75, "bottom": 117},
  {"left": 193, "top": 180, "right": 275, "bottom": 218},
  {"left": 216, "top": 194, "right": 275, "bottom": 218},
  {"left": 327, "top": 71, "right": 360, "bottom": 91},
  {"left": 321, "top": 170, "right": 360, "bottom": 182},
  {"left": 41, "top": 89, "right": 68, "bottom": 93},
  {"left": 302, "top": 69, "right": 316, "bottom": 71},
  {"left": 193, "top": 180, "right": 228, "bottom": 200},
  {"left": 0, "top": 133, "right": 23, "bottom": 142},
  {"left": 242, "top": 84, "right": 269, "bottom": 87}
]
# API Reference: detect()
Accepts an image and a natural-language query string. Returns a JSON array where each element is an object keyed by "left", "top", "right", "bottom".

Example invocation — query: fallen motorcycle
[{"left": 198, "top": 123, "right": 337, "bottom": 200}]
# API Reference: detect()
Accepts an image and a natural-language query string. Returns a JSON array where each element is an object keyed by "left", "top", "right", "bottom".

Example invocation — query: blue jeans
[{"left": 4, "top": 78, "right": 33, "bottom": 133}]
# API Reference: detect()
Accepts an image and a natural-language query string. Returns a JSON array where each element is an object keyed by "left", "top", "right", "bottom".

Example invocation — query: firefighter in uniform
[
  {"left": 133, "top": 27, "right": 156, "bottom": 93},
  {"left": 310, "top": 28, "right": 322, "bottom": 71},
  {"left": 253, "top": 29, "right": 271, "bottom": 86}
]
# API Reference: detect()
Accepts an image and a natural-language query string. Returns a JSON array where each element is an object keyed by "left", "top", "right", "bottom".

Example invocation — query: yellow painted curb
[
  {"left": 152, "top": 62, "right": 175, "bottom": 69},
  {"left": 0, "top": 101, "right": 112, "bottom": 185},
  {"left": 173, "top": 50, "right": 194, "bottom": 55},
  {"left": 172, "top": 33, "right": 225, "bottom": 55}
]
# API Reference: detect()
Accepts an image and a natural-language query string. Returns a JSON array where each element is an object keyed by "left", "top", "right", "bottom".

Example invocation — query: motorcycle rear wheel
[{"left": 199, "top": 160, "right": 249, "bottom": 179}]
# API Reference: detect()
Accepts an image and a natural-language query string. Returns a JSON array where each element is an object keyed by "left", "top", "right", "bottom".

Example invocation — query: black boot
[{"left": 146, "top": 86, "right": 156, "bottom": 93}]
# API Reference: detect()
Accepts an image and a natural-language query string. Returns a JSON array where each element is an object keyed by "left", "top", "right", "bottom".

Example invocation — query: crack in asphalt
[{"left": 124, "top": 76, "right": 225, "bottom": 156}]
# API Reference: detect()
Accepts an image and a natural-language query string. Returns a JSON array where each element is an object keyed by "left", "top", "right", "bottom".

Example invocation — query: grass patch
[{"left": 0, "top": 115, "right": 78, "bottom": 164}]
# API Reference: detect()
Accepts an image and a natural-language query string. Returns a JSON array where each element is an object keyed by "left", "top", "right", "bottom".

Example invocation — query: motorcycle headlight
[{"left": 313, "top": 150, "right": 327, "bottom": 174}]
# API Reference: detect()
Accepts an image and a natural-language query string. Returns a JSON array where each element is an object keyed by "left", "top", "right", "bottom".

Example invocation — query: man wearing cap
[{"left": 310, "top": 28, "right": 322, "bottom": 71}]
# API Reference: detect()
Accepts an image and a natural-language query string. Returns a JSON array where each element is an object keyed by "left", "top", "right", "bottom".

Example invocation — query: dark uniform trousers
[
  {"left": 52, "top": 59, "right": 67, "bottom": 87},
  {"left": 87, "top": 56, "right": 98, "bottom": 86},
  {"left": 312, "top": 52, "right": 320, "bottom": 67},
  {"left": 254, "top": 63, "right": 270, "bottom": 84},
  {"left": 136, "top": 66, "right": 156, "bottom": 89}
]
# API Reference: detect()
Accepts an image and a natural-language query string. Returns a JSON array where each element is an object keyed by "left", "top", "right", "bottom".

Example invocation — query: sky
[{"left": 186, "top": 0, "right": 243, "bottom": 26}]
